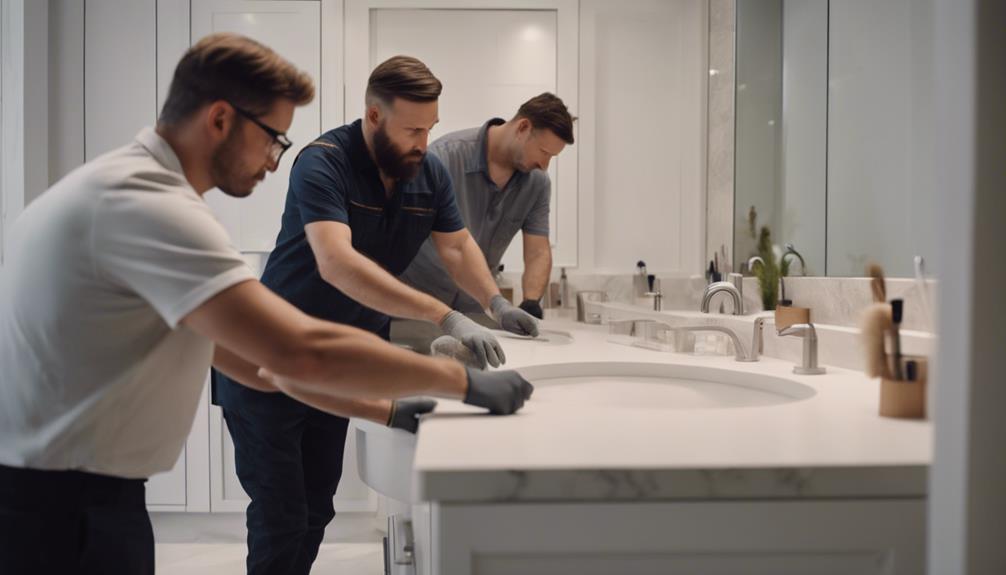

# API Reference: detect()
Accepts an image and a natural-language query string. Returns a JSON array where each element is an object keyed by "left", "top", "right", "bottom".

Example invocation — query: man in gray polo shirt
[{"left": 400, "top": 93, "right": 575, "bottom": 318}]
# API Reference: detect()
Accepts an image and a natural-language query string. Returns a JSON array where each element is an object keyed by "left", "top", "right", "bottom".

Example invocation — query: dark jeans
[
  {"left": 223, "top": 397, "right": 350, "bottom": 575},
  {"left": 0, "top": 463, "right": 154, "bottom": 575}
]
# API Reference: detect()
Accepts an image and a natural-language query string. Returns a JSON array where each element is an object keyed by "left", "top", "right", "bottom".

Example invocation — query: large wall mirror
[{"left": 732, "top": 0, "right": 938, "bottom": 278}]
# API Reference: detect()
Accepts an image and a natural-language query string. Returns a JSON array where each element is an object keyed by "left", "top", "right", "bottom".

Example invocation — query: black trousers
[
  {"left": 222, "top": 398, "right": 350, "bottom": 575},
  {"left": 0, "top": 463, "right": 154, "bottom": 575}
]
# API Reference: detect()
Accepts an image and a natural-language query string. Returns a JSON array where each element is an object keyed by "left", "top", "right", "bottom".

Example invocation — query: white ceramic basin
[
  {"left": 355, "top": 361, "right": 816, "bottom": 502},
  {"left": 517, "top": 362, "right": 816, "bottom": 410}
]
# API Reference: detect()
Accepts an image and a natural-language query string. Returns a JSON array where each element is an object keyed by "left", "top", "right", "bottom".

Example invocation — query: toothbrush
[
  {"left": 891, "top": 299, "right": 905, "bottom": 380},
  {"left": 914, "top": 255, "right": 935, "bottom": 332}
]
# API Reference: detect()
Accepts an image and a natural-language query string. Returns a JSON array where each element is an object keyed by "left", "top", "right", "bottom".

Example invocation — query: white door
[
  {"left": 345, "top": 0, "right": 579, "bottom": 268},
  {"left": 190, "top": 0, "right": 374, "bottom": 514}
]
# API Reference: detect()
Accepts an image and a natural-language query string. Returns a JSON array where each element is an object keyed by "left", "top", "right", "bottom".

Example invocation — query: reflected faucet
[
  {"left": 701, "top": 282, "right": 744, "bottom": 315},
  {"left": 656, "top": 318, "right": 764, "bottom": 362},
  {"left": 781, "top": 244, "right": 807, "bottom": 276}
]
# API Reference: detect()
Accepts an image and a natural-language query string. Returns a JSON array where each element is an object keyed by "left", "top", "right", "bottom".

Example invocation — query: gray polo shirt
[{"left": 399, "top": 118, "right": 550, "bottom": 311}]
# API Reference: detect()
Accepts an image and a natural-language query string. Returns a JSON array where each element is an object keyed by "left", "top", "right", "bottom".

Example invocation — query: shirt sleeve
[
  {"left": 93, "top": 190, "right": 256, "bottom": 329},
  {"left": 288, "top": 144, "right": 351, "bottom": 225},
  {"left": 429, "top": 155, "right": 466, "bottom": 233},
  {"left": 522, "top": 173, "right": 551, "bottom": 237}
]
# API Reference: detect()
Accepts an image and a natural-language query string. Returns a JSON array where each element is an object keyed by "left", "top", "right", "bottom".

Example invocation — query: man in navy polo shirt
[{"left": 214, "top": 56, "right": 539, "bottom": 574}]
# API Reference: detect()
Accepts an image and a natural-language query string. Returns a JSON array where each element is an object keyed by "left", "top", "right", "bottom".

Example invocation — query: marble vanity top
[{"left": 358, "top": 316, "right": 932, "bottom": 504}]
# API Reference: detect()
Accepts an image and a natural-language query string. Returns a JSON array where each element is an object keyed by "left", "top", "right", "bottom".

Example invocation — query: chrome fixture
[
  {"left": 646, "top": 290, "right": 663, "bottom": 311},
  {"left": 701, "top": 281, "right": 743, "bottom": 315},
  {"left": 778, "top": 244, "right": 807, "bottom": 304},
  {"left": 576, "top": 290, "right": 607, "bottom": 323},
  {"left": 645, "top": 275, "right": 662, "bottom": 311},
  {"left": 777, "top": 322, "right": 826, "bottom": 375},
  {"left": 662, "top": 320, "right": 763, "bottom": 362},
  {"left": 781, "top": 243, "right": 807, "bottom": 276}
]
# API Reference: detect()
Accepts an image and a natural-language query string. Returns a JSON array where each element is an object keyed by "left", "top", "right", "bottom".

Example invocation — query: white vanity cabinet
[
  {"left": 424, "top": 498, "right": 924, "bottom": 574},
  {"left": 355, "top": 317, "right": 930, "bottom": 575}
]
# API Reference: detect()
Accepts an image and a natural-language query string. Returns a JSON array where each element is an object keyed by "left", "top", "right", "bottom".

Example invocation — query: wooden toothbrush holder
[
  {"left": 774, "top": 305, "right": 810, "bottom": 331},
  {"left": 879, "top": 355, "right": 928, "bottom": 419}
]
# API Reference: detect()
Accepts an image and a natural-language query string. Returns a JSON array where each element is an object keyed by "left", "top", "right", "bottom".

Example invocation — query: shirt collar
[
  {"left": 135, "top": 127, "right": 186, "bottom": 176},
  {"left": 467, "top": 117, "right": 507, "bottom": 175},
  {"left": 346, "top": 119, "right": 378, "bottom": 173}
]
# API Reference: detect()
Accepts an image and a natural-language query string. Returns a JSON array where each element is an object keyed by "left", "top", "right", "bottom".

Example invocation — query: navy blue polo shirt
[{"left": 259, "top": 119, "right": 465, "bottom": 335}]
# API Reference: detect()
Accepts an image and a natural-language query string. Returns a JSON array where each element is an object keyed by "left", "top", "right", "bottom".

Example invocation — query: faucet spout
[
  {"left": 701, "top": 281, "right": 744, "bottom": 315},
  {"left": 668, "top": 324, "right": 757, "bottom": 362}
]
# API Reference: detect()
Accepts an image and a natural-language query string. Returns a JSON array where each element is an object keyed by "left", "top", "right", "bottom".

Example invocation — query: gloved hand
[
  {"left": 463, "top": 367, "right": 534, "bottom": 415},
  {"left": 430, "top": 335, "right": 482, "bottom": 369},
  {"left": 490, "top": 295, "right": 540, "bottom": 337},
  {"left": 386, "top": 398, "right": 438, "bottom": 434},
  {"left": 439, "top": 310, "right": 505, "bottom": 369},
  {"left": 518, "top": 299, "right": 544, "bottom": 319}
]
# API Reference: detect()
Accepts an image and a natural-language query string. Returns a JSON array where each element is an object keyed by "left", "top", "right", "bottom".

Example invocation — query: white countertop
[{"left": 361, "top": 316, "right": 932, "bottom": 503}]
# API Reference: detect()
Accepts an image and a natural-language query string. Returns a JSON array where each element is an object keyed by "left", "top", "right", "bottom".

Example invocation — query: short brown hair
[
  {"left": 366, "top": 56, "right": 442, "bottom": 107},
  {"left": 159, "top": 33, "right": 315, "bottom": 125},
  {"left": 515, "top": 93, "right": 576, "bottom": 144}
]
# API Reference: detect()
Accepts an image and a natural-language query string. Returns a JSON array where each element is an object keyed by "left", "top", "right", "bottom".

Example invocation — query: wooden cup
[
  {"left": 775, "top": 305, "right": 811, "bottom": 331},
  {"left": 879, "top": 355, "right": 928, "bottom": 419}
]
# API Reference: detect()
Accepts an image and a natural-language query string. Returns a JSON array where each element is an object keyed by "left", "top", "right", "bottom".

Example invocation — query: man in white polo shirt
[{"left": 0, "top": 33, "right": 531, "bottom": 574}]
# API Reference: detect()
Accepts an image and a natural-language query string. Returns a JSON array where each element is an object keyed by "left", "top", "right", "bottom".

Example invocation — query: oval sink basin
[{"left": 517, "top": 362, "right": 816, "bottom": 410}]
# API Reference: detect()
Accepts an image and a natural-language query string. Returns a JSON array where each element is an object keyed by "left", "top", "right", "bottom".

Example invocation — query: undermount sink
[
  {"left": 355, "top": 361, "right": 817, "bottom": 502},
  {"left": 516, "top": 362, "right": 816, "bottom": 410}
]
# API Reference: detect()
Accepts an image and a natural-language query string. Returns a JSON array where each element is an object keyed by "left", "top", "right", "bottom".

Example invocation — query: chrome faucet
[
  {"left": 777, "top": 323, "right": 826, "bottom": 374},
  {"left": 701, "top": 282, "right": 744, "bottom": 315},
  {"left": 660, "top": 319, "right": 763, "bottom": 362}
]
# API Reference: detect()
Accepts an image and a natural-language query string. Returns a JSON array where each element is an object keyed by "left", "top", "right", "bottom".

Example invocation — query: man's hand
[
  {"left": 518, "top": 299, "right": 544, "bottom": 319},
  {"left": 463, "top": 368, "right": 534, "bottom": 415},
  {"left": 387, "top": 398, "right": 438, "bottom": 433},
  {"left": 490, "top": 295, "right": 540, "bottom": 337},
  {"left": 439, "top": 311, "right": 506, "bottom": 368}
]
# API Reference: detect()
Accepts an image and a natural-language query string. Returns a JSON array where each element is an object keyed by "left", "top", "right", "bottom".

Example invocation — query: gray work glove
[
  {"left": 490, "top": 295, "right": 540, "bottom": 337},
  {"left": 463, "top": 367, "right": 534, "bottom": 415},
  {"left": 439, "top": 311, "right": 505, "bottom": 369},
  {"left": 430, "top": 335, "right": 482, "bottom": 369},
  {"left": 387, "top": 398, "right": 438, "bottom": 434}
]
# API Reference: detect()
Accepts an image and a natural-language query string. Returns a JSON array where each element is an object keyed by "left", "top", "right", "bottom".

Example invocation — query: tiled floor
[{"left": 152, "top": 512, "right": 384, "bottom": 575}]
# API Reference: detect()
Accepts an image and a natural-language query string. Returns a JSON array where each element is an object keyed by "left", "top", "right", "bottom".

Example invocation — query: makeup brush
[
  {"left": 861, "top": 302, "right": 893, "bottom": 379},
  {"left": 890, "top": 299, "right": 905, "bottom": 380},
  {"left": 867, "top": 263, "right": 886, "bottom": 304}
]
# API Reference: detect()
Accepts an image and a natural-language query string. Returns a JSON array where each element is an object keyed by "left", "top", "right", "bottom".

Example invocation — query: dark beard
[
  {"left": 210, "top": 123, "right": 258, "bottom": 198},
  {"left": 373, "top": 124, "right": 424, "bottom": 181}
]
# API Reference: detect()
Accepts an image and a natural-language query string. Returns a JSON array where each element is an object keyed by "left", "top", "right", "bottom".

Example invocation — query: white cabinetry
[{"left": 429, "top": 499, "right": 925, "bottom": 574}]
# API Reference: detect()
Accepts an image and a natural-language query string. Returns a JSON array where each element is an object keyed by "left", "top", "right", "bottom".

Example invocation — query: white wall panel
[
  {"left": 84, "top": 0, "right": 156, "bottom": 160},
  {"left": 48, "top": 0, "right": 84, "bottom": 185},
  {"left": 580, "top": 0, "right": 706, "bottom": 275}
]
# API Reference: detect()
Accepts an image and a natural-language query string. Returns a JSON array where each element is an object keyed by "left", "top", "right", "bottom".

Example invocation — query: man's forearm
[
  {"left": 439, "top": 235, "right": 500, "bottom": 309},
  {"left": 269, "top": 316, "right": 470, "bottom": 401},
  {"left": 522, "top": 236, "right": 553, "bottom": 301},
  {"left": 320, "top": 251, "right": 452, "bottom": 324},
  {"left": 213, "top": 345, "right": 393, "bottom": 423},
  {"left": 213, "top": 346, "right": 279, "bottom": 393}
]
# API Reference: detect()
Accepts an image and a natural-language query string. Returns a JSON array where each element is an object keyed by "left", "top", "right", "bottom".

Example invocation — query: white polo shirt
[{"left": 0, "top": 128, "right": 256, "bottom": 479}]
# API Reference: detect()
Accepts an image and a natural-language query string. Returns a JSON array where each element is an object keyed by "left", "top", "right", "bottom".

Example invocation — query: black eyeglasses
[{"left": 228, "top": 101, "right": 293, "bottom": 165}]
